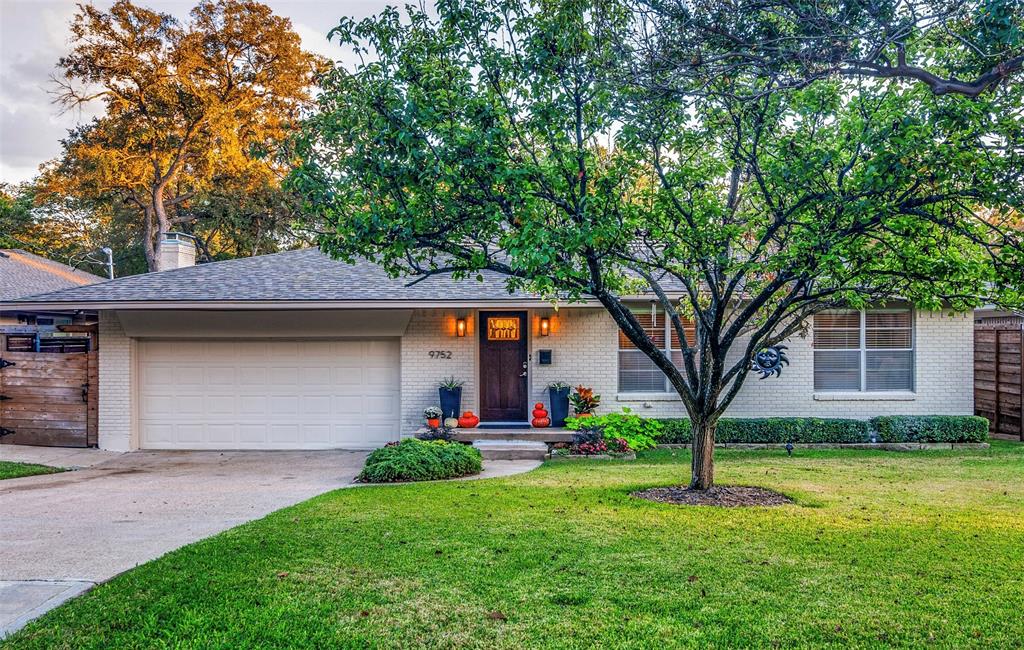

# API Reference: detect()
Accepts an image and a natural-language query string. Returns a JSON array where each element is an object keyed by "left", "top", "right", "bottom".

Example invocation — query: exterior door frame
[{"left": 477, "top": 310, "right": 529, "bottom": 422}]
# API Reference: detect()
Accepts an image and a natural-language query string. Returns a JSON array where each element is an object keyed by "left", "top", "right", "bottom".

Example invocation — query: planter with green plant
[
  {"left": 568, "top": 385, "right": 600, "bottom": 417},
  {"left": 547, "top": 381, "right": 571, "bottom": 426},
  {"left": 424, "top": 406, "right": 443, "bottom": 429},
  {"left": 438, "top": 377, "right": 464, "bottom": 420}
]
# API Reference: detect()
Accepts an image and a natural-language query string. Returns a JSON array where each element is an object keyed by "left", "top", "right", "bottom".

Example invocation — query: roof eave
[{"left": 0, "top": 295, "right": 675, "bottom": 311}]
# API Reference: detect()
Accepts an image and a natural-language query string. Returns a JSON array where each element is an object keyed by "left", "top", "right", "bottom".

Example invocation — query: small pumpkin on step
[{"left": 531, "top": 403, "right": 550, "bottom": 428}]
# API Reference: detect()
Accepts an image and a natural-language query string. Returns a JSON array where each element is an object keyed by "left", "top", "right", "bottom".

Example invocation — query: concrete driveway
[{"left": 0, "top": 448, "right": 367, "bottom": 636}]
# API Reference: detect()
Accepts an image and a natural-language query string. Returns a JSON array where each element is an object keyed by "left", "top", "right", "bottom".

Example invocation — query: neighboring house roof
[
  {"left": 3, "top": 248, "right": 568, "bottom": 309},
  {"left": 0, "top": 249, "right": 105, "bottom": 302}
]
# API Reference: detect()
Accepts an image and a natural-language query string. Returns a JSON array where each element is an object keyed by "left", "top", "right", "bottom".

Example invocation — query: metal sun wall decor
[{"left": 752, "top": 345, "right": 789, "bottom": 379}]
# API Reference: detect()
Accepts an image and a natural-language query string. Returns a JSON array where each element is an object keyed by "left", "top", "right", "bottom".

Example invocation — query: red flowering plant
[
  {"left": 607, "top": 437, "right": 631, "bottom": 453},
  {"left": 575, "top": 440, "right": 608, "bottom": 455},
  {"left": 559, "top": 430, "right": 633, "bottom": 456}
]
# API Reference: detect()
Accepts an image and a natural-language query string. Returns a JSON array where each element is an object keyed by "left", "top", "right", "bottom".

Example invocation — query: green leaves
[{"left": 291, "top": 0, "right": 1022, "bottom": 463}]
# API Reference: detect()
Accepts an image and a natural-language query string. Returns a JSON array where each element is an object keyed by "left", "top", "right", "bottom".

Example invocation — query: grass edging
[
  {"left": 656, "top": 442, "right": 990, "bottom": 451},
  {"left": 0, "top": 460, "right": 65, "bottom": 481},
  {"left": 548, "top": 452, "right": 637, "bottom": 461}
]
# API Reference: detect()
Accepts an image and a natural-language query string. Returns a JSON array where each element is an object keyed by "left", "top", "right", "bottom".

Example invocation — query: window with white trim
[
  {"left": 618, "top": 307, "right": 694, "bottom": 393},
  {"left": 813, "top": 309, "right": 914, "bottom": 392}
]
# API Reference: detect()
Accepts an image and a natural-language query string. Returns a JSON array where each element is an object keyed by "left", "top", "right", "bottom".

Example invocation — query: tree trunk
[
  {"left": 147, "top": 184, "right": 172, "bottom": 272},
  {"left": 689, "top": 417, "right": 716, "bottom": 490},
  {"left": 142, "top": 205, "right": 159, "bottom": 272}
]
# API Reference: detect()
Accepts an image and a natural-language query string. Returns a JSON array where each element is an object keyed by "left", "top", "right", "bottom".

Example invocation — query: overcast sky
[{"left": 0, "top": 0, "right": 393, "bottom": 185}]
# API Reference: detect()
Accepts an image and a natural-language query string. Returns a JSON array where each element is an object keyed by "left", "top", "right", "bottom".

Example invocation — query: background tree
[
  {"left": 45, "top": 0, "right": 324, "bottom": 271},
  {"left": 0, "top": 181, "right": 115, "bottom": 275},
  {"left": 290, "top": 0, "right": 1023, "bottom": 489}
]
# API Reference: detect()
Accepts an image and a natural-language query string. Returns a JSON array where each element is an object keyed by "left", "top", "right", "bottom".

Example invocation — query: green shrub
[
  {"left": 871, "top": 416, "right": 989, "bottom": 443},
  {"left": 358, "top": 438, "right": 482, "bottom": 483},
  {"left": 565, "top": 408, "right": 661, "bottom": 451},
  {"left": 654, "top": 417, "right": 870, "bottom": 444}
]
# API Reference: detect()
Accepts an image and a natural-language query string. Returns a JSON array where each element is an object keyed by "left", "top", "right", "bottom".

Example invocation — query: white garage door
[{"left": 138, "top": 339, "right": 400, "bottom": 450}]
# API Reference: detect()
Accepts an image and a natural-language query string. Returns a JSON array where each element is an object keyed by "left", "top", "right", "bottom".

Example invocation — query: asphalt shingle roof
[
  {"left": 8, "top": 248, "right": 543, "bottom": 305},
  {"left": 0, "top": 249, "right": 105, "bottom": 302}
]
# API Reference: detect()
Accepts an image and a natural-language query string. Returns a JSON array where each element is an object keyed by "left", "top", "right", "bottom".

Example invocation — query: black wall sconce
[{"left": 540, "top": 317, "right": 550, "bottom": 336}]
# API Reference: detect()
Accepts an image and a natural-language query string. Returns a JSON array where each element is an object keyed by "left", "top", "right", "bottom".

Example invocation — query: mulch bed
[{"left": 632, "top": 485, "right": 792, "bottom": 507}]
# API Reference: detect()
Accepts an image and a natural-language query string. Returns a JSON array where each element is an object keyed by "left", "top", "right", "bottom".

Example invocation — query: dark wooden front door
[{"left": 479, "top": 311, "right": 528, "bottom": 422}]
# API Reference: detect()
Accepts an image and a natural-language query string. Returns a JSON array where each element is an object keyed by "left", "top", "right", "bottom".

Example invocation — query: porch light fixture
[
  {"left": 540, "top": 317, "right": 550, "bottom": 336},
  {"left": 456, "top": 318, "right": 467, "bottom": 337}
]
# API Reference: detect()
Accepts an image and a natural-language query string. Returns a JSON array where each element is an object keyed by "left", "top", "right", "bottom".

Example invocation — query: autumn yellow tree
[{"left": 45, "top": 0, "right": 324, "bottom": 271}]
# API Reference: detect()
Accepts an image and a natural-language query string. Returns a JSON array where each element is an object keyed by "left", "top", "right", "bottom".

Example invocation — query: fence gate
[
  {"left": 974, "top": 324, "right": 1024, "bottom": 441},
  {"left": 0, "top": 351, "right": 97, "bottom": 447}
]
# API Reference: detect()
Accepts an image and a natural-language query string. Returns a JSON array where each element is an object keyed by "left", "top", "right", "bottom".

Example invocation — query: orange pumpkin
[
  {"left": 427, "top": 418, "right": 441, "bottom": 428},
  {"left": 532, "top": 403, "right": 548, "bottom": 419},
  {"left": 532, "top": 416, "right": 551, "bottom": 428},
  {"left": 457, "top": 411, "right": 480, "bottom": 428}
]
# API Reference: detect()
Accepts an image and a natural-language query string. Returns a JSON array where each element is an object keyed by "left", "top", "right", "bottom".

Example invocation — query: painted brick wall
[
  {"left": 578, "top": 307, "right": 974, "bottom": 419},
  {"left": 97, "top": 310, "right": 136, "bottom": 451},
  {"left": 529, "top": 307, "right": 618, "bottom": 408},
  {"left": 102, "top": 305, "right": 974, "bottom": 449},
  {"left": 399, "top": 309, "right": 478, "bottom": 433}
]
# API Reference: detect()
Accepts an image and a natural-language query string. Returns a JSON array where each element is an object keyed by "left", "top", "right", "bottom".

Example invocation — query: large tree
[
  {"left": 636, "top": 0, "right": 1024, "bottom": 99},
  {"left": 45, "top": 0, "right": 324, "bottom": 271},
  {"left": 290, "top": 0, "right": 1023, "bottom": 489}
]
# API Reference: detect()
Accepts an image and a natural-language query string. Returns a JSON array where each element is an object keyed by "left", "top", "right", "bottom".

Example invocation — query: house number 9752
[{"left": 428, "top": 350, "right": 453, "bottom": 359}]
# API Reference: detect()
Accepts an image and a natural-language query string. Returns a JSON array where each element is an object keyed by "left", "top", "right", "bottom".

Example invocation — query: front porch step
[
  {"left": 472, "top": 439, "right": 549, "bottom": 461},
  {"left": 454, "top": 428, "right": 574, "bottom": 443}
]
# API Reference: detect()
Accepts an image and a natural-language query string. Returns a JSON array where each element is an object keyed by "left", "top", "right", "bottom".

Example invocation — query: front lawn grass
[
  {"left": 6, "top": 442, "right": 1024, "bottom": 648},
  {"left": 0, "top": 460, "right": 63, "bottom": 481}
]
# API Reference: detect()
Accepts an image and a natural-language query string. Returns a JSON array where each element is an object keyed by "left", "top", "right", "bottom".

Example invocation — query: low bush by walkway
[
  {"left": 358, "top": 438, "right": 482, "bottom": 482},
  {"left": 0, "top": 461, "right": 62, "bottom": 481},
  {"left": 5, "top": 442, "right": 1024, "bottom": 648}
]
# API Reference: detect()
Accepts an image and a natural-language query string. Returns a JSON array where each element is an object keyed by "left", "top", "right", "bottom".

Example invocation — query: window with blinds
[
  {"left": 813, "top": 309, "right": 914, "bottom": 392},
  {"left": 618, "top": 307, "right": 694, "bottom": 393}
]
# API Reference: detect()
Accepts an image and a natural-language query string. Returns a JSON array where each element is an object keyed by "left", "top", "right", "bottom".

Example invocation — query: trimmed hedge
[
  {"left": 871, "top": 415, "right": 989, "bottom": 443},
  {"left": 358, "top": 438, "right": 482, "bottom": 483},
  {"left": 657, "top": 417, "right": 869, "bottom": 444},
  {"left": 656, "top": 415, "right": 988, "bottom": 444}
]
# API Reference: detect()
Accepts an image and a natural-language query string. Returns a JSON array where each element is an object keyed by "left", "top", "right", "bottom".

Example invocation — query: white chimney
[{"left": 158, "top": 232, "right": 196, "bottom": 270}]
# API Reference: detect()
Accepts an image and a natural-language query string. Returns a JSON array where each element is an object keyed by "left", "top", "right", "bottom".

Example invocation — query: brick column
[{"left": 98, "top": 311, "right": 136, "bottom": 450}]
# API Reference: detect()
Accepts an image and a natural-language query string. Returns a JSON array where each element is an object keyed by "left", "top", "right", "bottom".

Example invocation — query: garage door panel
[
  {"left": 302, "top": 424, "right": 331, "bottom": 444},
  {"left": 238, "top": 424, "right": 268, "bottom": 444},
  {"left": 139, "top": 339, "right": 400, "bottom": 450},
  {"left": 302, "top": 395, "right": 331, "bottom": 415},
  {"left": 301, "top": 367, "right": 333, "bottom": 386},
  {"left": 205, "top": 366, "right": 237, "bottom": 385},
  {"left": 207, "top": 424, "right": 236, "bottom": 443},
  {"left": 238, "top": 395, "right": 268, "bottom": 416},
  {"left": 206, "top": 395, "right": 237, "bottom": 416},
  {"left": 239, "top": 368, "right": 269, "bottom": 385}
]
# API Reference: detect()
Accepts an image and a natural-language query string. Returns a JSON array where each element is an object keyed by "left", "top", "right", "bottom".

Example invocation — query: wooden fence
[
  {"left": 974, "top": 324, "right": 1024, "bottom": 440},
  {"left": 0, "top": 350, "right": 97, "bottom": 447}
]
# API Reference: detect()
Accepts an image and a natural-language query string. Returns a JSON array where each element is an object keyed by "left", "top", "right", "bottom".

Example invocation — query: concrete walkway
[
  {"left": 0, "top": 445, "right": 123, "bottom": 469},
  {"left": 0, "top": 446, "right": 540, "bottom": 638}
]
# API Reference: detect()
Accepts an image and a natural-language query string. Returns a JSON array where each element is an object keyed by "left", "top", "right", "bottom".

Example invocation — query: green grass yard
[
  {"left": 5, "top": 443, "right": 1024, "bottom": 649},
  {"left": 0, "top": 460, "right": 62, "bottom": 481}
]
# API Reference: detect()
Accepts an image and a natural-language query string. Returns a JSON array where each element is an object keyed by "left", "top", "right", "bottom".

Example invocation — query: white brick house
[{"left": 5, "top": 245, "right": 973, "bottom": 452}]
